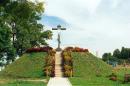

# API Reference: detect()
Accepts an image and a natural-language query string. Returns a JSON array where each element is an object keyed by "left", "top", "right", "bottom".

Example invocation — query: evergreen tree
[{"left": 113, "top": 49, "right": 121, "bottom": 59}]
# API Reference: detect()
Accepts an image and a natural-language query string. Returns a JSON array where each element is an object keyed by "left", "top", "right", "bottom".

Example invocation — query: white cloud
[{"left": 44, "top": 0, "right": 130, "bottom": 57}]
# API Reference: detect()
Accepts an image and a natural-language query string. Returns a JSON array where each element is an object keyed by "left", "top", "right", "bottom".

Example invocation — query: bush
[
  {"left": 64, "top": 65, "right": 72, "bottom": 71},
  {"left": 64, "top": 47, "right": 89, "bottom": 52},
  {"left": 109, "top": 73, "right": 117, "bottom": 81},
  {"left": 26, "top": 46, "right": 53, "bottom": 53},
  {"left": 64, "top": 70, "right": 73, "bottom": 77},
  {"left": 62, "top": 51, "right": 73, "bottom": 77},
  {"left": 124, "top": 74, "right": 130, "bottom": 83},
  {"left": 44, "top": 50, "right": 56, "bottom": 77}
]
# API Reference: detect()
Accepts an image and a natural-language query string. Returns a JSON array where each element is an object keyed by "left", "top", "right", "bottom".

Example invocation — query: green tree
[
  {"left": 3, "top": 0, "right": 52, "bottom": 55},
  {"left": 102, "top": 53, "right": 111, "bottom": 62},
  {"left": 0, "top": 17, "right": 16, "bottom": 64},
  {"left": 0, "top": 0, "right": 52, "bottom": 63},
  {"left": 113, "top": 49, "right": 121, "bottom": 59},
  {"left": 120, "top": 47, "right": 128, "bottom": 59}
]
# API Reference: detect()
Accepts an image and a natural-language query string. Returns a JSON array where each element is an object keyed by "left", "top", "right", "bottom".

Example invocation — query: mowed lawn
[
  {"left": 0, "top": 52, "right": 48, "bottom": 86},
  {"left": 0, "top": 80, "right": 46, "bottom": 86},
  {"left": 0, "top": 52, "right": 47, "bottom": 78},
  {"left": 70, "top": 52, "right": 130, "bottom": 86}
]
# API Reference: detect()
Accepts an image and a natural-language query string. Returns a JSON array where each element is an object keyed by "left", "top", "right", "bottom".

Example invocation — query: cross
[{"left": 52, "top": 25, "right": 66, "bottom": 51}]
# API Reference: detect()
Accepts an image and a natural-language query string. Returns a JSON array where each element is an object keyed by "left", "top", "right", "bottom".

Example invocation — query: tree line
[
  {"left": 0, "top": 0, "right": 52, "bottom": 66},
  {"left": 102, "top": 47, "right": 130, "bottom": 64}
]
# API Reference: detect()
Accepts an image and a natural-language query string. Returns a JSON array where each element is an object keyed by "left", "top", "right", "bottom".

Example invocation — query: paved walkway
[
  {"left": 47, "top": 51, "right": 72, "bottom": 86},
  {"left": 47, "top": 77, "right": 72, "bottom": 86}
]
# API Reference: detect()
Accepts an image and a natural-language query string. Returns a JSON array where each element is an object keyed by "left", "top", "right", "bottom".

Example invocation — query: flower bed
[
  {"left": 64, "top": 47, "right": 89, "bottom": 52},
  {"left": 62, "top": 50, "right": 73, "bottom": 77},
  {"left": 26, "top": 46, "right": 53, "bottom": 53},
  {"left": 44, "top": 50, "right": 56, "bottom": 77}
]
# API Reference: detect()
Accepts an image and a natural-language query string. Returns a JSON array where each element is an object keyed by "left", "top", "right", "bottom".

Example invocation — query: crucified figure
[{"left": 52, "top": 25, "right": 66, "bottom": 51}]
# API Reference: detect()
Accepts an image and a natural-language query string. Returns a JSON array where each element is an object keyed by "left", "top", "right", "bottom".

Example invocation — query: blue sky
[{"left": 33, "top": 0, "right": 130, "bottom": 57}]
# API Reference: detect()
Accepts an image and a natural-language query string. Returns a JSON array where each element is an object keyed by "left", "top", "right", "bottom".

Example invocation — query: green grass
[
  {"left": 115, "top": 67, "right": 130, "bottom": 82},
  {"left": 70, "top": 52, "right": 130, "bottom": 86},
  {"left": 0, "top": 52, "right": 47, "bottom": 79},
  {"left": 0, "top": 80, "right": 46, "bottom": 86}
]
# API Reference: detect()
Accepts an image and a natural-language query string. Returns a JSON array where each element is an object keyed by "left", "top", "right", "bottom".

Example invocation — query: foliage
[
  {"left": 0, "top": 0, "right": 52, "bottom": 64},
  {"left": 109, "top": 73, "right": 117, "bottom": 81},
  {"left": 124, "top": 74, "right": 130, "bottom": 83},
  {"left": 113, "top": 49, "right": 121, "bottom": 59},
  {"left": 102, "top": 47, "right": 130, "bottom": 64},
  {"left": 26, "top": 46, "right": 53, "bottom": 53},
  {"left": 44, "top": 50, "right": 56, "bottom": 77},
  {"left": 64, "top": 47, "right": 89, "bottom": 52},
  {"left": 62, "top": 50, "right": 73, "bottom": 77},
  {"left": 102, "top": 53, "right": 112, "bottom": 62},
  {"left": 0, "top": 12, "right": 16, "bottom": 64}
]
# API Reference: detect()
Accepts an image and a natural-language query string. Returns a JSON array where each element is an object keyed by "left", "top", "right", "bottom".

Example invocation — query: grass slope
[
  {"left": 0, "top": 80, "right": 46, "bottom": 86},
  {"left": 0, "top": 52, "right": 47, "bottom": 79},
  {"left": 70, "top": 52, "right": 115, "bottom": 86}
]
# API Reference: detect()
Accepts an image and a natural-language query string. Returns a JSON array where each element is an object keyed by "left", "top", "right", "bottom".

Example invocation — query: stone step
[
  {"left": 55, "top": 74, "right": 63, "bottom": 76},
  {"left": 55, "top": 67, "right": 62, "bottom": 70},
  {"left": 55, "top": 73, "right": 63, "bottom": 75},
  {"left": 55, "top": 72, "right": 63, "bottom": 74},
  {"left": 55, "top": 69, "right": 62, "bottom": 72},
  {"left": 54, "top": 51, "right": 63, "bottom": 77}
]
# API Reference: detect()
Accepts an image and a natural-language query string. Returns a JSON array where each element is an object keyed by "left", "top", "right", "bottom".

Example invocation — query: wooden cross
[{"left": 52, "top": 25, "right": 66, "bottom": 51}]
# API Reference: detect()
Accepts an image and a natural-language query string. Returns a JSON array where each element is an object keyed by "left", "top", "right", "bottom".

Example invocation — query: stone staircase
[
  {"left": 55, "top": 52, "right": 63, "bottom": 77},
  {"left": 47, "top": 51, "right": 72, "bottom": 86}
]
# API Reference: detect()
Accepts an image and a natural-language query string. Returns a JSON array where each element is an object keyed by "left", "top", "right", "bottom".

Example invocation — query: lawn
[
  {"left": 70, "top": 52, "right": 130, "bottom": 86},
  {"left": 0, "top": 52, "right": 48, "bottom": 86},
  {"left": 0, "top": 52, "right": 47, "bottom": 78},
  {"left": 0, "top": 79, "right": 46, "bottom": 86}
]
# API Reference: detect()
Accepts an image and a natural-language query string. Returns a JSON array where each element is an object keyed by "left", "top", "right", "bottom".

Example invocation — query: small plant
[
  {"left": 109, "top": 73, "right": 117, "bottom": 81},
  {"left": 64, "top": 46, "right": 89, "bottom": 52},
  {"left": 26, "top": 46, "right": 53, "bottom": 53},
  {"left": 124, "top": 74, "right": 130, "bottom": 83}
]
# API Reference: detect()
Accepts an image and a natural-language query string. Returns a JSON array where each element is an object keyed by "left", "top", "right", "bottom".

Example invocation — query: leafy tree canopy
[{"left": 0, "top": 0, "right": 52, "bottom": 64}]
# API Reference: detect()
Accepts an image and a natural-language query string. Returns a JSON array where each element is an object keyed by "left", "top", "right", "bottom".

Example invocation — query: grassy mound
[
  {"left": 0, "top": 52, "right": 47, "bottom": 79},
  {"left": 70, "top": 52, "right": 115, "bottom": 86},
  {"left": 0, "top": 79, "right": 46, "bottom": 86}
]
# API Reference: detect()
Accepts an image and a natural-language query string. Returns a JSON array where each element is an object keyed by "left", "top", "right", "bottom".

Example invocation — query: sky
[{"left": 31, "top": 0, "right": 130, "bottom": 57}]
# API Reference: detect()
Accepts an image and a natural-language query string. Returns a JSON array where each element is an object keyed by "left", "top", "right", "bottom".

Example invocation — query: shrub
[
  {"left": 44, "top": 50, "right": 56, "bottom": 77},
  {"left": 124, "top": 74, "right": 130, "bottom": 83},
  {"left": 62, "top": 50, "right": 73, "bottom": 77},
  {"left": 64, "top": 65, "right": 72, "bottom": 71},
  {"left": 109, "top": 73, "right": 117, "bottom": 81},
  {"left": 64, "top": 70, "right": 73, "bottom": 77},
  {"left": 64, "top": 47, "right": 89, "bottom": 52},
  {"left": 26, "top": 46, "right": 53, "bottom": 53}
]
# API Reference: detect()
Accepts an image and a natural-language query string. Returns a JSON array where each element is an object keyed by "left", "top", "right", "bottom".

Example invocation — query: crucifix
[{"left": 52, "top": 25, "right": 66, "bottom": 51}]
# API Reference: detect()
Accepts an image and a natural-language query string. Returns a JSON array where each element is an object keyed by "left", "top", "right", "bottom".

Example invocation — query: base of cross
[{"left": 56, "top": 47, "right": 62, "bottom": 51}]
